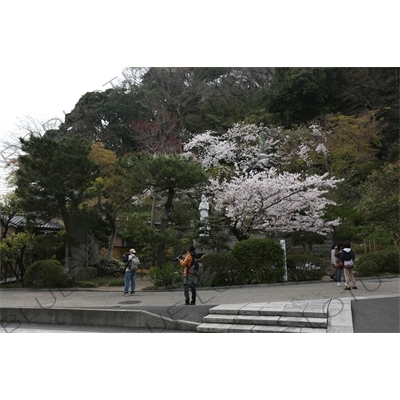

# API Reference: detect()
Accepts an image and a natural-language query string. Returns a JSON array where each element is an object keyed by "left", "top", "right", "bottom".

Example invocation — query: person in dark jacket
[
  {"left": 340, "top": 241, "right": 357, "bottom": 290},
  {"left": 179, "top": 245, "right": 198, "bottom": 305},
  {"left": 335, "top": 243, "right": 344, "bottom": 286}
]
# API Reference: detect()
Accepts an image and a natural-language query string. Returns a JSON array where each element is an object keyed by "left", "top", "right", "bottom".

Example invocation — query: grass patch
[
  {"left": 75, "top": 280, "right": 99, "bottom": 288},
  {"left": 108, "top": 279, "right": 124, "bottom": 287}
]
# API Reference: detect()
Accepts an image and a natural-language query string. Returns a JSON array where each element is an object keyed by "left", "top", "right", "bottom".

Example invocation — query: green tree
[
  {"left": 86, "top": 142, "right": 129, "bottom": 264},
  {"left": 0, "top": 232, "right": 35, "bottom": 283},
  {"left": 61, "top": 87, "right": 149, "bottom": 155},
  {"left": 313, "top": 112, "right": 382, "bottom": 177},
  {"left": 337, "top": 68, "right": 400, "bottom": 161},
  {"left": 0, "top": 192, "right": 23, "bottom": 239},
  {"left": 140, "top": 67, "right": 218, "bottom": 132},
  {"left": 136, "top": 67, "right": 274, "bottom": 135},
  {"left": 356, "top": 162, "right": 400, "bottom": 246},
  {"left": 266, "top": 67, "right": 399, "bottom": 159},
  {"left": 194, "top": 211, "right": 231, "bottom": 253},
  {"left": 118, "top": 151, "right": 208, "bottom": 265},
  {"left": 266, "top": 67, "right": 340, "bottom": 127},
  {"left": 192, "top": 67, "right": 273, "bottom": 132},
  {"left": 15, "top": 134, "right": 100, "bottom": 256}
]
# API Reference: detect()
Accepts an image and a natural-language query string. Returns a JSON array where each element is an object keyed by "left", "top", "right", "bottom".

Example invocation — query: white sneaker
[{"left": 337, "top": 282, "right": 341, "bottom": 287}]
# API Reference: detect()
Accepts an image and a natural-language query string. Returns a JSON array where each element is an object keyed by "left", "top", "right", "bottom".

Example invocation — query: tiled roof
[{"left": 6, "top": 214, "right": 63, "bottom": 231}]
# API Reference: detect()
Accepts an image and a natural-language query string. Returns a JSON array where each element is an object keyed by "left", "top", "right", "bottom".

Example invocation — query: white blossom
[{"left": 183, "top": 123, "right": 341, "bottom": 238}]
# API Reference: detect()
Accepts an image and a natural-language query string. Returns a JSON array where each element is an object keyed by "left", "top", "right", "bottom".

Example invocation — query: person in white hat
[{"left": 123, "top": 248, "right": 140, "bottom": 296}]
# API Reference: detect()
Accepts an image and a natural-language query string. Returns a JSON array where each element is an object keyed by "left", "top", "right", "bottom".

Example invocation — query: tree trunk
[
  {"left": 150, "top": 190, "right": 158, "bottom": 230},
  {"left": 156, "top": 187, "right": 174, "bottom": 266},
  {"left": 230, "top": 225, "right": 250, "bottom": 242},
  {"left": 104, "top": 212, "right": 117, "bottom": 264}
]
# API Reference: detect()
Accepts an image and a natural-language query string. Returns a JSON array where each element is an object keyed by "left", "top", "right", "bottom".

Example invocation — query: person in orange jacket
[{"left": 178, "top": 245, "right": 198, "bottom": 305}]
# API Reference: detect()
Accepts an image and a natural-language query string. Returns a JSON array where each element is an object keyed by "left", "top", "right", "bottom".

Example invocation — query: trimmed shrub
[
  {"left": 149, "top": 262, "right": 183, "bottom": 288},
  {"left": 354, "top": 259, "right": 379, "bottom": 277},
  {"left": 286, "top": 254, "right": 327, "bottom": 282},
  {"left": 356, "top": 249, "right": 400, "bottom": 276},
  {"left": 231, "top": 238, "right": 285, "bottom": 284},
  {"left": 105, "top": 258, "right": 125, "bottom": 276},
  {"left": 24, "top": 260, "right": 73, "bottom": 288},
  {"left": 199, "top": 253, "right": 243, "bottom": 287}
]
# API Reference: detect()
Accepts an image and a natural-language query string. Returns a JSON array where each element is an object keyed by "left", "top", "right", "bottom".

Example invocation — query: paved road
[
  {"left": 352, "top": 296, "right": 400, "bottom": 333},
  {"left": 1, "top": 276, "right": 399, "bottom": 333}
]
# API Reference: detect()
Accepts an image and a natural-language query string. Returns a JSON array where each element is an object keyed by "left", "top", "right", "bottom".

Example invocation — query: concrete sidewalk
[{"left": 1, "top": 276, "right": 399, "bottom": 332}]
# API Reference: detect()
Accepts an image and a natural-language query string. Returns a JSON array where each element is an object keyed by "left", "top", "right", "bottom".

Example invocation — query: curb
[{"left": 0, "top": 307, "right": 199, "bottom": 333}]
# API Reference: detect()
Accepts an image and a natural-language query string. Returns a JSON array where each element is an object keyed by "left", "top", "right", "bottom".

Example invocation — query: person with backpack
[
  {"left": 340, "top": 241, "right": 357, "bottom": 290},
  {"left": 178, "top": 245, "right": 198, "bottom": 305},
  {"left": 123, "top": 248, "right": 140, "bottom": 296}
]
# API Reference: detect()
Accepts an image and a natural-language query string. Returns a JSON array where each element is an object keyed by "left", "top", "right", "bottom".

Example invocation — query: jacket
[
  {"left": 179, "top": 252, "right": 194, "bottom": 277},
  {"left": 340, "top": 248, "right": 355, "bottom": 262}
]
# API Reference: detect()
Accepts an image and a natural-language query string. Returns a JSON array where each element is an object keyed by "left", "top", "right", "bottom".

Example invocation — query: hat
[{"left": 130, "top": 248, "right": 136, "bottom": 253}]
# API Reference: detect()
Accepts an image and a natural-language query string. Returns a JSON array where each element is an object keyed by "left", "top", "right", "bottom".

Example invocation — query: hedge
[
  {"left": 286, "top": 254, "right": 327, "bottom": 281},
  {"left": 24, "top": 260, "right": 73, "bottom": 288},
  {"left": 355, "top": 248, "right": 400, "bottom": 276},
  {"left": 231, "top": 238, "right": 285, "bottom": 284},
  {"left": 199, "top": 253, "right": 242, "bottom": 287}
]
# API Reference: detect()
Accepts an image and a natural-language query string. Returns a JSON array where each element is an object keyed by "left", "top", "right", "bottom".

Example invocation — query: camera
[{"left": 173, "top": 255, "right": 183, "bottom": 261}]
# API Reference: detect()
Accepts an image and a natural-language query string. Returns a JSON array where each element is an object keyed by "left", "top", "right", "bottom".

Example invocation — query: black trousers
[{"left": 183, "top": 276, "right": 197, "bottom": 304}]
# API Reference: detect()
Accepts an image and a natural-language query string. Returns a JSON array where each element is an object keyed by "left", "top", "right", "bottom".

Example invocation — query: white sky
[
  {"left": 0, "top": 67, "right": 125, "bottom": 194},
  {"left": 0, "top": 2, "right": 396, "bottom": 196},
  {"left": 0, "top": 67, "right": 125, "bottom": 136}
]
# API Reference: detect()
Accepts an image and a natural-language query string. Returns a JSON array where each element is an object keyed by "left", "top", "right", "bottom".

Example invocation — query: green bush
[
  {"left": 286, "top": 254, "right": 327, "bottom": 282},
  {"left": 356, "top": 249, "right": 400, "bottom": 276},
  {"left": 149, "top": 262, "right": 183, "bottom": 288},
  {"left": 105, "top": 258, "right": 125, "bottom": 276},
  {"left": 231, "top": 238, "right": 285, "bottom": 284},
  {"left": 354, "top": 259, "right": 379, "bottom": 277},
  {"left": 24, "top": 260, "right": 73, "bottom": 288},
  {"left": 199, "top": 253, "right": 243, "bottom": 287}
]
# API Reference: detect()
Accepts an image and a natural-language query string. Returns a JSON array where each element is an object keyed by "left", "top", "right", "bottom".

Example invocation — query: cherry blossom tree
[
  {"left": 209, "top": 169, "right": 340, "bottom": 241},
  {"left": 184, "top": 123, "right": 341, "bottom": 241}
]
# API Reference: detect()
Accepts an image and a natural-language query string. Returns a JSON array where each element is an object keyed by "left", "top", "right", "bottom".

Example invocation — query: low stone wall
[{"left": 0, "top": 307, "right": 199, "bottom": 332}]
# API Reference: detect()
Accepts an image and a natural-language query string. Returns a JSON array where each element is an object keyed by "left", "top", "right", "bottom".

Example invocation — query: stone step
[
  {"left": 197, "top": 322, "right": 326, "bottom": 333},
  {"left": 197, "top": 301, "right": 329, "bottom": 333},
  {"left": 209, "top": 303, "right": 328, "bottom": 318},
  {"left": 202, "top": 314, "right": 328, "bottom": 328}
]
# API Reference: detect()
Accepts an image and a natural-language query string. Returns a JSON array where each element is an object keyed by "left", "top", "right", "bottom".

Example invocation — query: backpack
[
  {"left": 127, "top": 255, "right": 140, "bottom": 271},
  {"left": 189, "top": 253, "right": 200, "bottom": 276}
]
